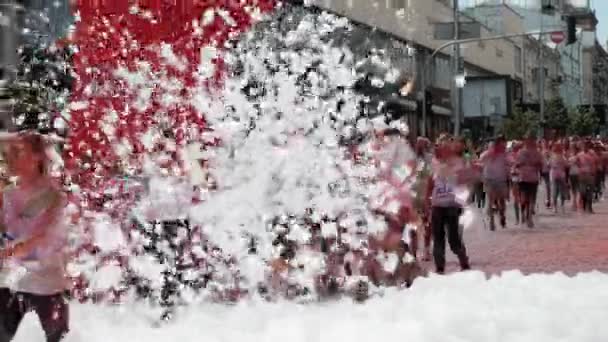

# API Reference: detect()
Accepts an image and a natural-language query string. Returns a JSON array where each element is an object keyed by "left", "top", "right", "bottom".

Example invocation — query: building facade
[
  {"left": 311, "top": 0, "right": 528, "bottom": 138},
  {"left": 466, "top": 0, "right": 586, "bottom": 108},
  {"left": 581, "top": 29, "right": 608, "bottom": 107},
  {"left": 591, "top": 41, "right": 608, "bottom": 107}
]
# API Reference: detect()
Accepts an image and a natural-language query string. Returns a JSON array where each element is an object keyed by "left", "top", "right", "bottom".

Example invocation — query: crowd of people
[
  {"left": 411, "top": 133, "right": 608, "bottom": 274},
  {"left": 0, "top": 128, "right": 606, "bottom": 340}
]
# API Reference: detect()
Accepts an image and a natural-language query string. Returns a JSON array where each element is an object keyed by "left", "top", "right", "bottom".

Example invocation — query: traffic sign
[{"left": 550, "top": 31, "right": 565, "bottom": 44}]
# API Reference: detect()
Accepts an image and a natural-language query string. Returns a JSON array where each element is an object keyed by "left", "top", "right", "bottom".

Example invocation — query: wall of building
[
  {"left": 522, "top": 36, "right": 562, "bottom": 103},
  {"left": 582, "top": 42, "right": 595, "bottom": 104},
  {"left": 560, "top": 41, "right": 584, "bottom": 106},
  {"left": 592, "top": 42, "right": 608, "bottom": 106},
  {"left": 311, "top": 0, "right": 523, "bottom": 80}
]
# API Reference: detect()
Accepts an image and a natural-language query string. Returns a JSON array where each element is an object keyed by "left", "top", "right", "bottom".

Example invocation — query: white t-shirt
[
  {"left": 2, "top": 180, "right": 69, "bottom": 295},
  {"left": 431, "top": 174, "right": 458, "bottom": 208}
]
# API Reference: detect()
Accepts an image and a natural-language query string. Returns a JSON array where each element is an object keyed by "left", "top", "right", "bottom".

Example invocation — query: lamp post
[{"left": 453, "top": 0, "right": 462, "bottom": 137}]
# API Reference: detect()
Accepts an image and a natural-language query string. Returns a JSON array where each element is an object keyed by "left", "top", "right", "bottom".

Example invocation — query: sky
[{"left": 596, "top": 1, "right": 608, "bottom": 46}]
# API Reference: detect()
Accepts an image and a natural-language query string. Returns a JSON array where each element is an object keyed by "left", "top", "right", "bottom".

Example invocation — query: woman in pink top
[
  {"left": 577, "top": 141, "right": 596, "bottom": 213},
  {"left": 515, "top": 136, "right": 544, "bottom": 228},
  {"left": 549, "top": 143, "right": 568, "bottom": 213},
  {"left": 0, "top": 133, "right": 69, "bottom": 342}
]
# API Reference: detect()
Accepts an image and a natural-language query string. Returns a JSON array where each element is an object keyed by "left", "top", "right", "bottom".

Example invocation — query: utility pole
[
  {"left": 421, "top": 28, "right": 564, "bottom": 139},
  {"left": 453, "top": 0, "right": 462, "bottom": 137},
  {"left": 538, "top": 11, "right": 545, "bottom": 139},
  {"left": 0, "top": 0, "right": 17, "bottom": 131},
  {"left": 420, "top": 51, "right": 427, "bottom": 138}
]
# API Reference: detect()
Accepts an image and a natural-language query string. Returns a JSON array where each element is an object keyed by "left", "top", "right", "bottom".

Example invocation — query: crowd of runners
[
  {"left": 0, "top": 129, "right": 606, "bottom": 340},
  {"left": 411, "top": 133, "right": 608, "bottom": 274}
]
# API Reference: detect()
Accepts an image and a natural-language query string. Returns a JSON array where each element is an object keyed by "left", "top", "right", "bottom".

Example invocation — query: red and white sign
[{"left": 550, "top": 31, "right": 565, "bottom": 44}]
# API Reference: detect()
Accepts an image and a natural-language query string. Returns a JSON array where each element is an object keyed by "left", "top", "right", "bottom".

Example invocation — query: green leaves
[
  {"left": 504, "top": 98, "right": 601, "bottom": 140},
  {"left": 544, "top": 98, "right": 569, "bottom": 135},
  {"left": 503, "top": 107, "right": 540, "bottom": 140},
  {"left": 568, "top": 107, "right": 600, "bottom": 137}
]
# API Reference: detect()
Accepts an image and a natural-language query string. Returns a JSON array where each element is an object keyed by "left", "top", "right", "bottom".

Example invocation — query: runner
[
  {"left": 592, "top": 143, "right": 605, "bottom": 201},
  {"left": 478, "top": 136, "right": 511, "bottom": 230},
  {"left": 509, "top": 142, "right": 523, "bottom": 225},
  {"left": 471, "top": 143, "right": 486, "bottom": 209},
  {"left": 549, "top": 143, "right": 568, "bottom": 213},
  {"left": 0, "top": 133, "right": 69, "bottom": 342},
  {"left": 516, "top": 136, "right": 544, "bottom": 228},
  {"left": 541, "top": 144, "right": 552, "bottom": 208},
  {"left": 568, "top": 143, "right": 581, "bottom": 211},
  {"left": 426, "top": 136, "right": 470, "bottom": 274},
  {"left": 577, "top": 141, "right": 596, "bottom": 213}
]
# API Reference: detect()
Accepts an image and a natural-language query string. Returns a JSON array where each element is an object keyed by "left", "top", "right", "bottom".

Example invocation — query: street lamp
[{"left": 455, "top": 73, "right": 467, "bottom": 89}]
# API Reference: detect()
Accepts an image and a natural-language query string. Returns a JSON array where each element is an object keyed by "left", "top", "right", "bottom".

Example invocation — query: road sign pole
[
  {"left": 453, "top": 0, "right": 461, "bottom": 137},
  {"left": 418, "top": 28, "right": 563, "bottom": 139},
  {"left": 539, "top": 12, "right": 545, "bottom": 139},
  {"left": 421, "top": 53, "right": 428, "bottom": 137}
]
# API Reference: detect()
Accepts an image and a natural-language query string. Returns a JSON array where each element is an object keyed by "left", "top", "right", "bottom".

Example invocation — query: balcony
[{"left": 562, "top": 0, "right": 597, "bottom": 30}]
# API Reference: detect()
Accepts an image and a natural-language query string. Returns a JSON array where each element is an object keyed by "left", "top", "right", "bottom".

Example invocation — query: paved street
[{"left": 429, "top": 195, "right": 608, "bottom": 276}]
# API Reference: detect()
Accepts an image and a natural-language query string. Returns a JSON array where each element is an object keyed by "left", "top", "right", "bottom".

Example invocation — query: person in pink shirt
[
  {"left": 568, "top": 144, "right": 581, "bottom": 211},
  {"left": 478, "top": 135, "right": 511, "bottom": 230},
  {"left": 0, "top": 133, "right": 69, "bottom": 342},
  {"left": 516, "top": 136, "right": 544, "bottom": 228},
  {"left": 576, "top": 141, "right": 596, "bottom": 213},
  {"left": 426, "top": 136, "right": 470, "bottom": 274},
  {"left": 549, "top": 143, "right": 568, "bottom": 213},
  {"left": 541, "top": 146, "right": 552, "bottom": 208},
  {"left": 509, "top": 142, "right": 523, "bottom": 224}
]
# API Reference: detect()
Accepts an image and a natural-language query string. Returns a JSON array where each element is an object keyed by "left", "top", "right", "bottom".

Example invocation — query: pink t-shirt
[
  {"left": 2, "top": 180, "right": 68, "bottom": 294},
  {"left": 517, "top": 148, "right": 543, "bottom": 183},
  {"left": 577, "top": 152, "right": 596, "bottom": 178},
  {"left": 549, "top": 154, "right": 568, "bottom": 181},
  {"left": 480, "top": 151, "right": 510, "bottom": 182}
]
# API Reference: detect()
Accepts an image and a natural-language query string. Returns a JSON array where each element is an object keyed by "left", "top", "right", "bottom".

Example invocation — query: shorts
[
  {"left": 578, "top": 176, "right": 594, "bottom": 194},
  {"left": 570, "top": 175, "right": 579, "bottom": 193},
  {"left": 519, "top": 182, "right": 538, "bottom": 200}
]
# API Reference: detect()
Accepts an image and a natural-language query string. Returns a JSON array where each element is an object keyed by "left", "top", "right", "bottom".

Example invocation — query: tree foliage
[
  {"left": 568, "top": 107, "right": 599, "bottom": 137},
  {"left": 503, "top": 107, "right": 540, "bottom": 140},
  {"left": 544, "top": 97, "right": 569, "bottom": 136},
  {"left": 8, "top": 45, "right": 72, "bottom": 132}
]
